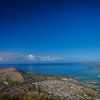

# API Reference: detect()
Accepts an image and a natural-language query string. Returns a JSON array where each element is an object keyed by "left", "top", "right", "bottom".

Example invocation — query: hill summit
[{"left": 0, "top": 68, "right": 29, "bottom": 83}]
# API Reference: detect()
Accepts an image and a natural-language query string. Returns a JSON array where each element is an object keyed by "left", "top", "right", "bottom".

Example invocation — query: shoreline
[
  {"left": 3, "top": 81, "right": 8, "bottom": 85},
  {"left": 28, "top": 71, "right": 100, "bottom": 79},
  {"left": 87, "top": 82, "right": 100, "bottom": 83},
  {"left": 82, "top": 62, "right": 100, "bottom": 68}
]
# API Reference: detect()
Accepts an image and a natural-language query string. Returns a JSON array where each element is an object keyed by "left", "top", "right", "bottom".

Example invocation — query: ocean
[
  {"left": 0, "top": 63, "right": 100, "bottom": 76},
  {"left": 0, "top": 63, "right": 100, "bottom": 87}
]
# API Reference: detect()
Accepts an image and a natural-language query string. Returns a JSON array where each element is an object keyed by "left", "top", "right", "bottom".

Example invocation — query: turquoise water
[
  {"left": 74, "top": 77, "right": 100, "bottom": 87},
  {"left": 0, "top": 63, "right": 100, "bottom": 76},
  {"left": 0, "top": 82, "right": 6, "bottom": 85},
  {"left": 0, "top": 63, "right": 100, "bottom": 87}
]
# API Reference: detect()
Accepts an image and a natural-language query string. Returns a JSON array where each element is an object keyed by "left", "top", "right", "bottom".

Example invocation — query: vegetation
[
  {"left": 0, "top": 92, "right": 57, "bottom": 100},
  {"left": 0, "top": 84, "right": 59, "bottom": 100},
  {"left": 87, "top": 93, "right": 94, "bottom": 97},
  {"left": 0, "top": 68, "right": 100, "bottom": 100},
  {"left": 26, "top": 72, "right": 96, "bottom": 83},
  {"left": 23, "top": 85, "right": 35, "bottom": 93},
  {"left": 0, "top": 80, "right": 20, "bottom": 88},
  {"left": 7, "top": 80, "right": 20, "bottom": 85}
]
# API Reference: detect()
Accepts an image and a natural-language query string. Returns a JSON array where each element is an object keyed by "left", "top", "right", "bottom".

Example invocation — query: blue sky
[{"left": 0, "top": 0, "right": 100, "bottom": 63}]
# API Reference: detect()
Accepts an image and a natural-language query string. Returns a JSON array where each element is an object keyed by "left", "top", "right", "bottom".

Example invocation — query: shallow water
[
  {"left": 0, "top": 82, "right": 6, "bottom": 85},
  {"left": 74, "top": 77, "right": 100, "bottom": 87}
]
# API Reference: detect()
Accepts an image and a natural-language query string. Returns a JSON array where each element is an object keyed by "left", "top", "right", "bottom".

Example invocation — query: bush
[
  {"left": 7, "top": 81, "right": 20, "bottom": 85},
  {"left": 0, "top": 93, "right": 55, "bottom": 100}
]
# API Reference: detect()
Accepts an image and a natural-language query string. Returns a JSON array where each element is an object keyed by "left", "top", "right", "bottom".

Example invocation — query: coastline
[
  {"left": 87, "top": 82, "right": 100, "bottom": 83},
  {"left": 82, "top": 62, "right": 100, "bottom": 68},
  {"left": 85, "top": 80, "right": 100, "bottom": 83},
  {"left": 3, "top": 81, "right": 8, "bottom": 85},
  {"left": 0, "top": 68, "right": 100, "bottom": 99},
  {"left": 28, "top": 71, "right": 99, "bottom": 79}
]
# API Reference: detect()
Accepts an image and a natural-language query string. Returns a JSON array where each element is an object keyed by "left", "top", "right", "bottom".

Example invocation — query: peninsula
[{"left": 82, "top": 62, "right": 100, "bottom": 68}]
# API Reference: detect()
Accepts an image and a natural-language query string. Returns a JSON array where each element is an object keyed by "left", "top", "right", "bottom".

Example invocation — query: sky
[{"left": 0, "top": 0, "right": 100, "bottom": 63}]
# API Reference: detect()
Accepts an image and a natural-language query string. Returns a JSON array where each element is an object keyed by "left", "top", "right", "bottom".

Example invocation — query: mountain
[{"left": 0, "top": 68, "right": 29, "bottom": 83}]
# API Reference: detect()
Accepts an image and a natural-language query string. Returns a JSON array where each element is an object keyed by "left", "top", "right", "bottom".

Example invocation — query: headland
[{"left": 82, "top": 62, "right": 100, "bottom": 68}]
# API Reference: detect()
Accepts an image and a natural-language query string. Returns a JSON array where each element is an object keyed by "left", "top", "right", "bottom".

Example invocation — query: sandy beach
[{"left": 3, "top": 81, "right": 8, "bottom": 85}]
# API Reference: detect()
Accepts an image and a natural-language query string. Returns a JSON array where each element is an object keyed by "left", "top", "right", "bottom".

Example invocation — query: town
[{"left": 27, "top": 72, "right": 100, "bottom": 100}]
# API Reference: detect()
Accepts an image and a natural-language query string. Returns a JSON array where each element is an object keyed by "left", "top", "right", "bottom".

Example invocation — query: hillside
[{"left": 0, "top": 68, "right": 29, "bottom": 83}]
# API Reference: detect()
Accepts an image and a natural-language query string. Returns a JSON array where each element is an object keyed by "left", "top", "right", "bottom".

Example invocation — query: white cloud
[
  {"left": 28, "top": 55, "right": 65, "bottom": 61},
  {"left": 47, "top": 56, "right": 50, "bottom": 59},
  {"left": 0, "top": 52, "right": 66, "bottom": 63},
  {"left": 0, "top": 57, "right": 3, "bottom": 61},
  {"left": 29, "top": 55, "right": 35, "bottom": 60},
  {"left": 28, "top": 55, "right": 41, "bottom": 61}
]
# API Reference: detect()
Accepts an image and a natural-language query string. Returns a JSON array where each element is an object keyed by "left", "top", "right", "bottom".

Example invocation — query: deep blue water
[
  {"left": 74, "top": 77, "right": 100, "bottom": 87},
  {"left": 0, "top": 63, "right": 100, "bottom": 87},
  {"left": 0, "top": 82, "right": 5, "bottom": 85},
  {"left": 0, "top": 63, "right": 100, "bottom": 76}
]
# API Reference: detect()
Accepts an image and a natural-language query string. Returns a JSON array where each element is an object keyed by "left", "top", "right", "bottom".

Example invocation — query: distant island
[{"left": 82, "top": 62, "right": 100, "bottom": 68}]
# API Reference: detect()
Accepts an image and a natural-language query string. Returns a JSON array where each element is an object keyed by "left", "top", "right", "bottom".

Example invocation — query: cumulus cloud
[
  {"left": 0, "top": 52, "right": 66, "bottom": 63},
  {"left": 28, "top": 55, "right": 41, "bottom": 61},
  {"left": 28, "top": 55, "right": 65, "bottom": 61}
]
